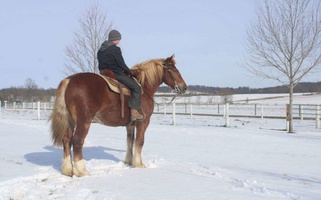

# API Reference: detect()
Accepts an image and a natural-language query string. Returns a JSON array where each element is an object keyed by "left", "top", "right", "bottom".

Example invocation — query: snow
[{"left": 1, "top": 94, "right": 321, "bottom": 200}]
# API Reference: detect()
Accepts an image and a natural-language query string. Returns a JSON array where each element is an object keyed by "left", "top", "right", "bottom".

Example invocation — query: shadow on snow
[{"left": 24, "top": 146, "right": 125, "bottom": 172}]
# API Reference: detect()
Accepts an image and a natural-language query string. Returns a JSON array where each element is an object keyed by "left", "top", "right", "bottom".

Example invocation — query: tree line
[
  {"left": 0, "top": 78, "right": 56, "bottom": 103},
  {"left": 158, "top": 82, "right": 321, "bottom": 94}
]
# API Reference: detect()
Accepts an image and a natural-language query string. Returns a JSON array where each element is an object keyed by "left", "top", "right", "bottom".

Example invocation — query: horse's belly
[{"left": 93, "top": 114, "right": 130, "bottom": 127}]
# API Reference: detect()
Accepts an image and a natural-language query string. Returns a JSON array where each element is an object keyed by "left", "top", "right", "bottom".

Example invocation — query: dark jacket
[{"left": 97, "top": 41, "right": 132, "bottom": 76}]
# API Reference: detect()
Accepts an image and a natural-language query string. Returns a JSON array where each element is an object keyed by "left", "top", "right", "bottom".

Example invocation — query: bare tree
[
  {"left": 242, "top": 0, "right": 321, "bottom": 133},
  {"left": 219, "top": 88, "right": 233, "bottom": 104},
  {"left": 25, "top": 78, "right": 38, "bottom": 90},
  {"left": 62, "top": 4, "right": 112, "bottom": 75},
  {"left": 25, "top": 78, "right": 38, "bottom": 101}
]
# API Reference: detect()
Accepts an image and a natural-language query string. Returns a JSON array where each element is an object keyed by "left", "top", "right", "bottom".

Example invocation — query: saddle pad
[{"left": 98, "top": 74, "right": 131, "bottom": 96}]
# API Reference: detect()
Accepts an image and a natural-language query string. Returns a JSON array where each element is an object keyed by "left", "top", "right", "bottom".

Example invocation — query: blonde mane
[{"left": 131, "top": 59, "right": 166, "bottom": 86}]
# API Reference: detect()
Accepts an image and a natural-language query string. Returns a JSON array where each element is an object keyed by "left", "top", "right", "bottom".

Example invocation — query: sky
[{"left": 1, "top": 0, "right": 320, "bottom": 90}]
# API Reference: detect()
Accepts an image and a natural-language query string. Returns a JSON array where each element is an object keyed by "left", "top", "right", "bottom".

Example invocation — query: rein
[{"left": 145, "top": 92, "right": 177, "bottom": 105}]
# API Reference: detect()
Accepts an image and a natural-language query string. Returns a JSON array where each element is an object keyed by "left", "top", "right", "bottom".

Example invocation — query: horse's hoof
[
  {"left": 61, "top": 165, "right": 73, "bottom": 177},
  {"left": 73, "top": 160, "right": 90, "bottom": 177},
  {"left": 124, "top": 160, "right": 132, "bottom": 166},
  {"left": 133, "top": 163, "right": 145, "bottom": 168},
  {"left": 73, "top": 169, "right": 89, "bottom": 177},
  {"left": 62, "top": 170, "right": 73, "bottom": 177}
]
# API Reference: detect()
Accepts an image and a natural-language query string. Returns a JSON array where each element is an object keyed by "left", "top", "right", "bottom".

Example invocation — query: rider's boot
[{"left": 130, "top": 109, "right": 144, "bottom": 121}]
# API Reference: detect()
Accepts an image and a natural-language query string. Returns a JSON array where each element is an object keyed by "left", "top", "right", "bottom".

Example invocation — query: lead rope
[{"left": 144, "top": 90, "right": 177, "bottom": 105}]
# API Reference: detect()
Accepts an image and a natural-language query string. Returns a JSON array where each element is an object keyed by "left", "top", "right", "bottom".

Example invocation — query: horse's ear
[{"left": 166, "top": 54, "right": 175, "bottom": 62}]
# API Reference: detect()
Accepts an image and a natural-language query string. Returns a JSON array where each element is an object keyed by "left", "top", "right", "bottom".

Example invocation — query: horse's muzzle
[{"left": 175, "top": 83, "right": 187, "bottom": 94}]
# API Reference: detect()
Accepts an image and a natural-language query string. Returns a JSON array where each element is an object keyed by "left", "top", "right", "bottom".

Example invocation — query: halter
[{"left": 162, "top": 62, "right": 181, "bottom": 94}]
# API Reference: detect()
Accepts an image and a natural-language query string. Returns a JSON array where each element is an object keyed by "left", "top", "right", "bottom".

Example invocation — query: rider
[{"left": 97, "top": 30, "right": 144, "bottom": 121}]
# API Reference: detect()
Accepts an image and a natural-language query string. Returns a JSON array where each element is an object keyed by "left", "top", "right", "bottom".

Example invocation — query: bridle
[{"left": 162, "top": 62, "right": 181, "bottom": 94}]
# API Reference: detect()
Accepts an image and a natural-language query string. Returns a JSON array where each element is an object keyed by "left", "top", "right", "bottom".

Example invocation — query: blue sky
[{"left": 1, "top": 0, "right": 320, "bottom": 89}]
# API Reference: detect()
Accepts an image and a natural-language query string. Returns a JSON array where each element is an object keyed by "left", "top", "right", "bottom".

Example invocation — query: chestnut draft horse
[{"left": 50, "top": 55, "right": 187, "bottom": 177}]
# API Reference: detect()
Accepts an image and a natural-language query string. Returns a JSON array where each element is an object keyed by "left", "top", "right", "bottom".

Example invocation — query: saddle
[
  {"left": 98, "top": 74, "right": 131, "bottom": 96},
  {"left": 99, "top": 69, "right": 142, "bottom": 119}
]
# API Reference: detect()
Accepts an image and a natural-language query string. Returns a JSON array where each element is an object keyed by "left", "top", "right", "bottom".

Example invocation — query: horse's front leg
[
  {"left": 125, "top": 125, "right": 135, "bottom": 165},
  {"left": 133, "top": 120, "right": 149, "bottom": 168}
]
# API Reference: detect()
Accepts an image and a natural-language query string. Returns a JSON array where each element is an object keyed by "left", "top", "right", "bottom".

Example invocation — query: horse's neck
[{"left": 143, "top": 83, "right": 161, "bottom": 98}]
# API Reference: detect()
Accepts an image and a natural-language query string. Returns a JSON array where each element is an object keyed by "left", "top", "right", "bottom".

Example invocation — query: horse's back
[
  {"left": 66, "top": 73, "right": 107, "bottom": 95},
  {"left": 68, "top": 73, "right": 103, "bottom": 86}
]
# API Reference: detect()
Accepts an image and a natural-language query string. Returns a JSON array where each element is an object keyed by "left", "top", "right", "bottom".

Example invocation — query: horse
[{"left": 49, "top": 55, "right": 187, "bottom": 177}]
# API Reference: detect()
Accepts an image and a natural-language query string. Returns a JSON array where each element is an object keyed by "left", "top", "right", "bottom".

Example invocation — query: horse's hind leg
[
  {"left": 61, "top": 128, "right": 73, "bottom": 176},
  {"left": 125, "top": 125, "right": 135, "bottom": 165},
  {"left": 72, "top": 121, "right": 91, "bottom": 177}
]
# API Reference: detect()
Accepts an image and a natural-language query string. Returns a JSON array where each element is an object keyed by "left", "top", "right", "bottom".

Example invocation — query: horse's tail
[{"left": 49, "top": 78, "right": 74, "bottom": 147}]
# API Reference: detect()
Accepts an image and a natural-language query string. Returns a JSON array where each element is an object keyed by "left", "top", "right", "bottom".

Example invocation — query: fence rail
[
  {"left": 1, "top": 101, "right": 321, "bottom": 129},
  {"left": 154, "top": 103, "right": 320, "bottom": 119},
  {"left": 154, "top": 102, "right": 321, "bottom": 128}
]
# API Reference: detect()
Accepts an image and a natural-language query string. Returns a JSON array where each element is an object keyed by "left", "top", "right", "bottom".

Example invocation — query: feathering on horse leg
[
  {"left": 72, "top": 121, "right": 91, "bottom": 177},
  {"left": 133, "top": 123, "right": 148, "bottom": 168},
  {"left": 61, "top": 128, "right": 73, "bottom": 176},
  {"left": 133, "top": 139, "right": 145, "bottom": 168},
  {"left": 62, "top": 155, "right": 73, "bottom": 177},
  {"left": 73, "top": 159, "right": 89, "bottom": 177},
  {"left": 125, "top": 125, "right": 135, "bottom": 165}
]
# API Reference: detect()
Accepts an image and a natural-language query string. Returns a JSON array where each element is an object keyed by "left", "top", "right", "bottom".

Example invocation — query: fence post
[
  {"left": 22, "top": 102, "right": 25, "bottom": 110},
  {"left": 172, "top": 103, "right": 176, "bottom": 125},
  {"left": 217, "top": 104, "right": 220, "bottom": 114},
  {"left": 261, "top": 105, "right": 264, "bottom": 119},
  {"left": 190, "top": 104, "right": 193, "bottom": 118},
  {"left": 316, "top": 105, "right": 320, "bottom": 129},
  {"left": 254, "top": 104, "right": 257, "bottom": 116},
  {"left": 223, "top": 104, "right": 226, "bottom": 118},
  {"left": 4, "top": 101, "right": 7, "bottom": 110},
  {"left": 13, "top": 102, "right": 16, "bottom": 110},
  {"left": 37, "top": 101, "right": 41, "bottom": 120},
  {"left": 164, "top": 104, "right": 167, "bottom": 116},
  {"left": 299, "top": 105, "right": 303, "bottom": 120},
  {"left": 224, "top": 103, "right": 229, "bottom": 127}
]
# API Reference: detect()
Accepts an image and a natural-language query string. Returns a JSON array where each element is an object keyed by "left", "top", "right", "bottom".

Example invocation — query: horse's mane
[{"left": 131, "top": 58, "right": 175, "bottom": 86}]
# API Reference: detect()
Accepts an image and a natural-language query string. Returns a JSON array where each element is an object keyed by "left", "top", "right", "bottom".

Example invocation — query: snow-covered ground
[{"left": 1, "top": 94, "right": 321, "bottom": 200}]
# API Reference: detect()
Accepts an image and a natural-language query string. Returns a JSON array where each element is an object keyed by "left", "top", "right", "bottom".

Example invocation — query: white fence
[
  {"left": 0, "top": 101, "right": 54, "bottom": 120},
  {"left": 1, "top": 101, "right": 321, "bottom": 129},
  {"left": 154, "top": 103, "right": 321, "bottom": 129}
]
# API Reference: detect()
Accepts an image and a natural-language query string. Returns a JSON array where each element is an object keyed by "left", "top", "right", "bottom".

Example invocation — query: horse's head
[{"left": 162, "top": 55, "right": 187, "bottom": 94}]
